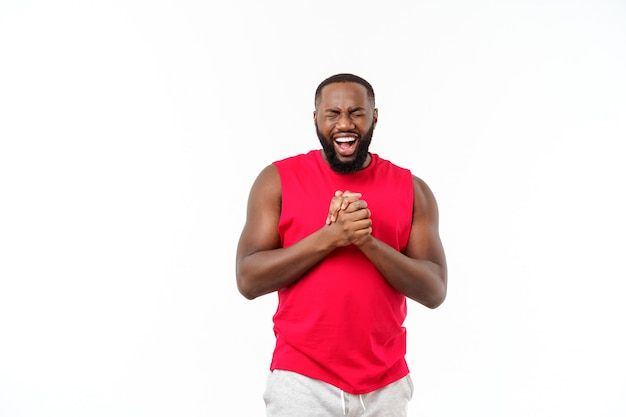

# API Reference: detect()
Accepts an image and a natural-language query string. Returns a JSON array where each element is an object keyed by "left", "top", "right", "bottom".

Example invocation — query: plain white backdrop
[{"left": 1, "top": 1, "right": 625, "bottom": 416}]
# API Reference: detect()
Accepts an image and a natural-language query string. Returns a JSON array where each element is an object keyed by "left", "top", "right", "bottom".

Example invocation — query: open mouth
[{"left": 334, "top": 136, "right": 357, "bottom": 156}]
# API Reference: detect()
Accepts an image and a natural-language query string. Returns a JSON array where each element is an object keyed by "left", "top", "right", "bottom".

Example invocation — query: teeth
[{"left": 336, "top": 137, "right": 356, "bottom": 143}]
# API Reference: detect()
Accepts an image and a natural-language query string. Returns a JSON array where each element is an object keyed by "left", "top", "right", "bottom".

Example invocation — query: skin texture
[{"left": 235, "top": 81, "right": 447, "bottom": 309}]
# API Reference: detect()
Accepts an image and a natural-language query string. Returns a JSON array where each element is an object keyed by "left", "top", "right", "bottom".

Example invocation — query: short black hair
[{"left": 314, "top": 73, "right": 375, "bottom": 108}]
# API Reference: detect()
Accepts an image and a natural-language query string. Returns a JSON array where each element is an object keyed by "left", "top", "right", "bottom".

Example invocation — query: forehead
[{"left": 317, "top": 82, "right": 371, "bottom": 109}]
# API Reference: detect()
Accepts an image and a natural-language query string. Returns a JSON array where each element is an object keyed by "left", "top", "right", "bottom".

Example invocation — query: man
[{"left": 236, "top": 73, "right": 447, "bottom": 416}]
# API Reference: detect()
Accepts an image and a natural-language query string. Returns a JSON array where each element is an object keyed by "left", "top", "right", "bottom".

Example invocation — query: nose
[{"left": 336, "top": 113, "right": 354, "bottom": 130}]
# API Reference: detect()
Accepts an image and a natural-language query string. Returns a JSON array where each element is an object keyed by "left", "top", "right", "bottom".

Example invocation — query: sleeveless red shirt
[{"left": 271, "top": 150, "right": 414, "bottom": 394}]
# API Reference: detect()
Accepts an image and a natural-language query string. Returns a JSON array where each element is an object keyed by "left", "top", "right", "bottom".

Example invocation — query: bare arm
[
  {"left": 352, "top": 175, "right": 447, "bottom": 308},
  {"left": 235, "top": 164, "right": 373, "bottom": 300}
]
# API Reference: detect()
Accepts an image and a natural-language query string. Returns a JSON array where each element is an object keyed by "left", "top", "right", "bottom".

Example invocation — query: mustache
[{"left": 316, "top": 123, "right": 374, "bottom": 174}]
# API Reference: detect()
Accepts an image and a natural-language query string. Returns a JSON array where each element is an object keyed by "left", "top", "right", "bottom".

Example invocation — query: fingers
[
  {"left": 339, "top": 190, "right": 361, "bottom": 209},
  {"left": 323, "top": 191, "right": 373, "bottom": 247},
  {"left": 326, "top": 190, "right": 362, "bottom": 224},
  {"left": 343, "top": 200, "right": 368, "bottom": 213},
  {"left": 327, "top": 206, "right": 373, "bottom": 247}
]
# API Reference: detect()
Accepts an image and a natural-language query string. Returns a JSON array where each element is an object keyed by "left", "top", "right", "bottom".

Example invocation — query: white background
[{"left": 1, "top": 1, "right": 625, "bottom": 416}]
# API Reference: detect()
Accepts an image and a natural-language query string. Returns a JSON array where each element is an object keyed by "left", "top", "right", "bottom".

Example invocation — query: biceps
[
  {"left": 240, "top": 191, "right": 283, "bottom": 256},
  {"left": 404, "top": 221, "right": 444, "bottom": 264}
]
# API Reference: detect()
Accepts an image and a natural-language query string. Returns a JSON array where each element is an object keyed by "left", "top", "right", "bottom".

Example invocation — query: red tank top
[{"left": 270, "top": 150, "right": 414, "bottom": 394}]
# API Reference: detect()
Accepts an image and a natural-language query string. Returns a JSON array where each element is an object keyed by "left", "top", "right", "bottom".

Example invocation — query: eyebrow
[{"left": 323, "top": 106, "right": 366, "bottom": 113}]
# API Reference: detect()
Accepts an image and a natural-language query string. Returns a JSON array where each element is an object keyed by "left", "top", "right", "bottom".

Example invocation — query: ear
[
  {"left": 313, "top": 110, "right": 318, "bottom": 126},
  {"left": 373, "top": 108, "right": 378, "bottom": 127}
]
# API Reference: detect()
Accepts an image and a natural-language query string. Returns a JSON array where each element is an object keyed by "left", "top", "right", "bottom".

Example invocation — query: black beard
[{"left": 316, "top": 124, "right": 374, "bottom": 174}]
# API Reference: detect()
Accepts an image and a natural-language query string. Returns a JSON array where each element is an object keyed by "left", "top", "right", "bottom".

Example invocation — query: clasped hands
[{"left": 325, "top": 190, "right": 373, "bottom": 246}]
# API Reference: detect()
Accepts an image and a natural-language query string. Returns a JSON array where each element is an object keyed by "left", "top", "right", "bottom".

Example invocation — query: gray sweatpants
[{"left": 264, "top": 370, "right": 414, "bottom": 417}]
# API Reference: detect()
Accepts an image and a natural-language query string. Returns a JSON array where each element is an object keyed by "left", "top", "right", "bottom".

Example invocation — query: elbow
[
  {"left": 239, "top": 289, "right": 258, "bottom": 301},
  {"left": 236, "top": 255, "right": 282, "bottom": 300},
  {"left": 236, "top": 274, "right": 259, "bottom": 300},
  {"left": 235, "top": 258, "right": 256, "bottom": 300},
  {"left": 238, "top": 288, "right": 259, "bottom": 301},
  {"left": 425, "top": 268, "right": 447, "bottom": 309},
  {"left": 425, "top": 293, "right": 445, "bottom": 309},
  {"left": 408, "top": 286, "right": 446, "bottom": 309},
  {"left": 422, "top": 280, "right": 447, "bottom": 309},
  {"left": 236, "top": 263, "right": 266, "bottom": 300}
]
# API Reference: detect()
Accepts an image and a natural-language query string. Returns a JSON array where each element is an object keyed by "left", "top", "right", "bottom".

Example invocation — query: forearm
[
  {"left": 357, "top": 237, "right": 447, "bottom": 308},
  {"left": 236, "top": 227, "right": 335, "bottom": 300}
]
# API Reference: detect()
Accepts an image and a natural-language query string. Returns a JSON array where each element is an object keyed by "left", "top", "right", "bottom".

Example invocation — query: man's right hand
[
  {"left": 325, "top": 192, "right": 372, "bottom": 247},
  {"left": 326, "top": 190, "right": 362, "bottom": 225}
]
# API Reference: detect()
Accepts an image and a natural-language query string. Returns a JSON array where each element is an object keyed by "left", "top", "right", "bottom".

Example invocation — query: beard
[{"left": 316, "top": 123, "right": 374, "bottom": 174}]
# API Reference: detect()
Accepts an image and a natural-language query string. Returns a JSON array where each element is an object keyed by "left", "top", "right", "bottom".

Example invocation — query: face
[{"left": 314, "top": 82, "right": 378, "bottom": 174}]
